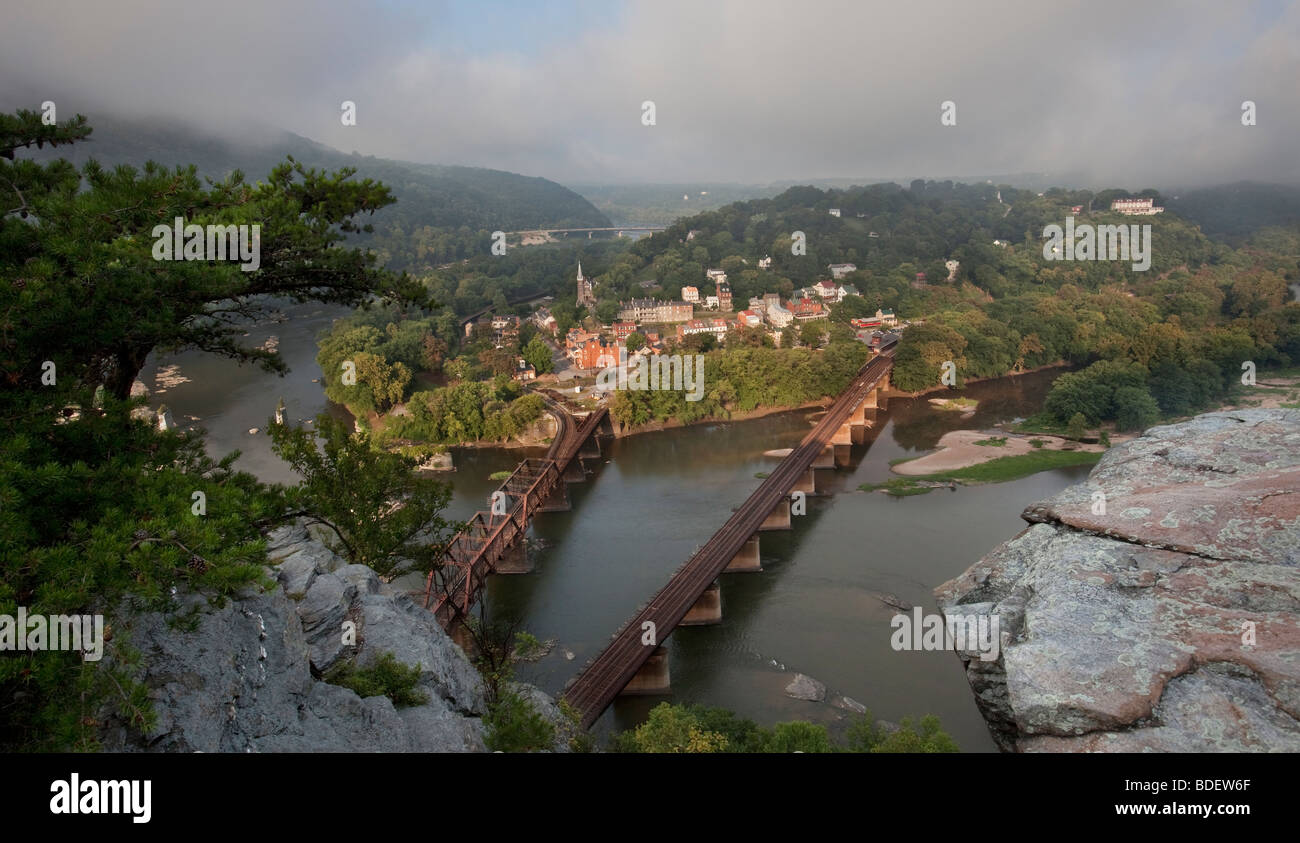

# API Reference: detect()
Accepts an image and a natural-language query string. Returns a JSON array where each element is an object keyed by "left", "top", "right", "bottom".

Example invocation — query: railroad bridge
[
  {"left": 562, "top": 344, "right": 896, "bottom": 728},
  {"left": 423, "top": 395, "right": 612, "bottom": 631}
]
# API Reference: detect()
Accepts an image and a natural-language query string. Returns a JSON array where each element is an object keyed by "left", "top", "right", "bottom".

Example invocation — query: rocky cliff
[
  {"left": 936, "top": 409, "right": 1300, "bottom": 751},
  {"left": 100, "top": 522, "right": 566, "bottom": 752}
]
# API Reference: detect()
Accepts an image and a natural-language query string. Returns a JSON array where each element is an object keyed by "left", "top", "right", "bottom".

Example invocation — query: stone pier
[
  {"left": 724, "top": 536, "right": 762, "bottom": 572},
  {"left": 792, "top": 466, "right": 817, "bottom": 495},
  {"left": 538, "top": 481, "right": 571, "bottom": 512},
  {"left": 680, "top": 581, "right": 722, "bottom": 625},
  {"left": 494, "top": 536, "right": 532, "bottom": 574},
  {"left": 564, "top": 460, "right": 587, "bottom": 483},
  {"left": 759, "top": 497, "right": 792, "bottom": 530},
  {"left": 832, "top": 423, "right": 853, "bottom": 466},
  {"left": 620, "top": 646, "right": 671, "bottom": 695},
  {"left": 813, "top": 444, "right": 835, "bottom": 469}
]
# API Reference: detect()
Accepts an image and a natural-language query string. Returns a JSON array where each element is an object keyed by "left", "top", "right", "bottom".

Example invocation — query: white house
[
  {"left": 828, "top": 263, "right": 857, "bottom": 280},
  {"left": 814, "top": 279, "right": 840, "bottom": 300},
  {"left": 828, "top": 208, "right": 841, "bottom": 218}
]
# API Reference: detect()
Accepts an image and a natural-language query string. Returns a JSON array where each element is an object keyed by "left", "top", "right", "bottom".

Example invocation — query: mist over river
[{"left": 146, "top": 302, "right": 1086, "bottom": 751}]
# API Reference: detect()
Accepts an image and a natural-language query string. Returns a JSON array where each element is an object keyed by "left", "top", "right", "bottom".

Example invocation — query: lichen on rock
[{"left": 936, "top": 409, "right": 1300, "bottom": 751}]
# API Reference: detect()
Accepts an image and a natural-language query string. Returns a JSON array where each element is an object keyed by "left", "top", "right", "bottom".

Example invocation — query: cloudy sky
[{"left": 2, "top": 0, "right": 1298, "bottom": 187}]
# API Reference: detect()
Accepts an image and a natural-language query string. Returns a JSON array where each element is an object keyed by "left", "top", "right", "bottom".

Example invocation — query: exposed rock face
[
  {"left": 100, "top": 522, "right": 558, "bottom": 752},
  {"left": 935, "top": 410, "right": 1300, "bottom": 752}
]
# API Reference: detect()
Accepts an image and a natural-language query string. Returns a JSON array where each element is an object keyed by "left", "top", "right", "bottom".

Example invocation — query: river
[{"left": 145, "top": 303, "right": 1086, "bottom": 751}]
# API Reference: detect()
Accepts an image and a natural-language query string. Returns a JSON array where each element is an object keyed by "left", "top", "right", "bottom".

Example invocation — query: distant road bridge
[
  {"left": 510, "top": 226, "right": 668, "bottom": 239},
  {"left": 423, "top": 395, "right": 612, "bottom": 630},
  {"left": 561, "top": 342, "right": 897, "bottom": 728}
]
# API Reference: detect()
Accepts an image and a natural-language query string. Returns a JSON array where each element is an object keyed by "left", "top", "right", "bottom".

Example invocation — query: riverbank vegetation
[
  {"left": 860, "top": 478, "right": 939, "bottom": 496},
  {"left": 914, "top": 450, "right": 1103, "bottom": 484},
  {"left": 611, "top": 702, "right": 959, "bottom": 753},
  {"left": 608, "top": 341, "right": 871, "bottom": 428}
]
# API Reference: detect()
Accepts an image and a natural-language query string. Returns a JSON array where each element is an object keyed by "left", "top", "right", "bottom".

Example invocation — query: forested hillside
[
  {"left": 1168, "top": 182, "right": 1300, "bottom": 242},
  {"left": 24, "top": 114, "right": 610, "bottom": 272},
  {"left": 608, "top": 181, "right": 1300, "bottom": 429}
]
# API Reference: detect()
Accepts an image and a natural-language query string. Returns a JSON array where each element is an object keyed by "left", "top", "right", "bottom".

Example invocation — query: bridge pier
[
  {"left": 494, "top": 537, "right": 532, "bottom": 574},
  {"left": 579, "top": 438, "right": 601, "bottom": 460},
  {"left": 814, "top": 444, "right": 835, "bottom": 469},
  {"left": 680, "top": 581, "right": 722, "bottom": 625},
  {"left": 538, "top": 480, "right": 571, "bottom": 512},
  {"left": 832, "top": 423, "right": 854, "bottom": 467},
  {"left": 564, "top": 461, "right": 587, "bottom": 483},
  {"left": 792, "top": 466, "right": 817, "bottom": 495},
  {"left": 620, "top": 646, "right": 671, "bottom": 696},
  {"left": 724, "top": 536, "right": 762, "bottom": 572},
  {"left": 759, "top": 498, "right": 792, "bottom": 530}
]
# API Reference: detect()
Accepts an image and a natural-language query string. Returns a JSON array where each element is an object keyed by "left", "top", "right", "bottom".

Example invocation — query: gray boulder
[{"left": 784, "top": 673, "right": 826, "bottom": 702}]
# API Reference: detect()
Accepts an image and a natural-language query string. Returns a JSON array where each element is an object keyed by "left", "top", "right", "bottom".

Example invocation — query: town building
[
  {"left": 869, "top": 331, "right": 900, "bottom": 351},
  {"left": 676, "top": 318, "right": 731, "bottom": 342},
  {"left": 705, "top": 268, "right": 727, "bottom": 284},
  {"left": 736, "top": 309, "right": 762, "bottom": 328},
  {"left": 814, "top": 279, "right": 840, "bottom": 299},
  {"left": 758, "top": 256, "right": 772, "bottom": 270},
  {"left": 610, "top": 321, "right": 638, "bottom": 341},
  {"left": 491, "top": 314, "right": 520, "bottom": 347},
  {"left": 532, "top": 306, "right": 558, "bottom": 335},
  {"left": 681, "top": 285, "right": 700, "bottom": 303},
  {"left": 1110, "top": 197, "right": 1164, "bottom": 215},
  {"left": 570, "top": 335, "right": 622, "bottom": 370},
  {"left": 716, "top": 280, "right": 732, "bottom": 312},
  {"left": 828, "top": 263, "right": 857, "bottom": 280},
  {"left": 513, "top": 358, "right": 536, "bottom": 381},
  {"left": 828, "top": 208, "right": 841, "bottom": 217},
  {"left": 791, "top": 298, "right": 827, "bottom": 321},
  {"left": 704, "top": 295, "right": 719, "bottom": 309},
  {"left": 576, "top": 262, "right": 595, "bottom": 307},
  {"left": 618, "top": 298, "right": 693, "bottom": 323},
  {"left": 767, "top": 301, "right": 793, "bottom": 328},
  {"left": 850, "top": 309, "right": 899, "bottom": 331}
]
